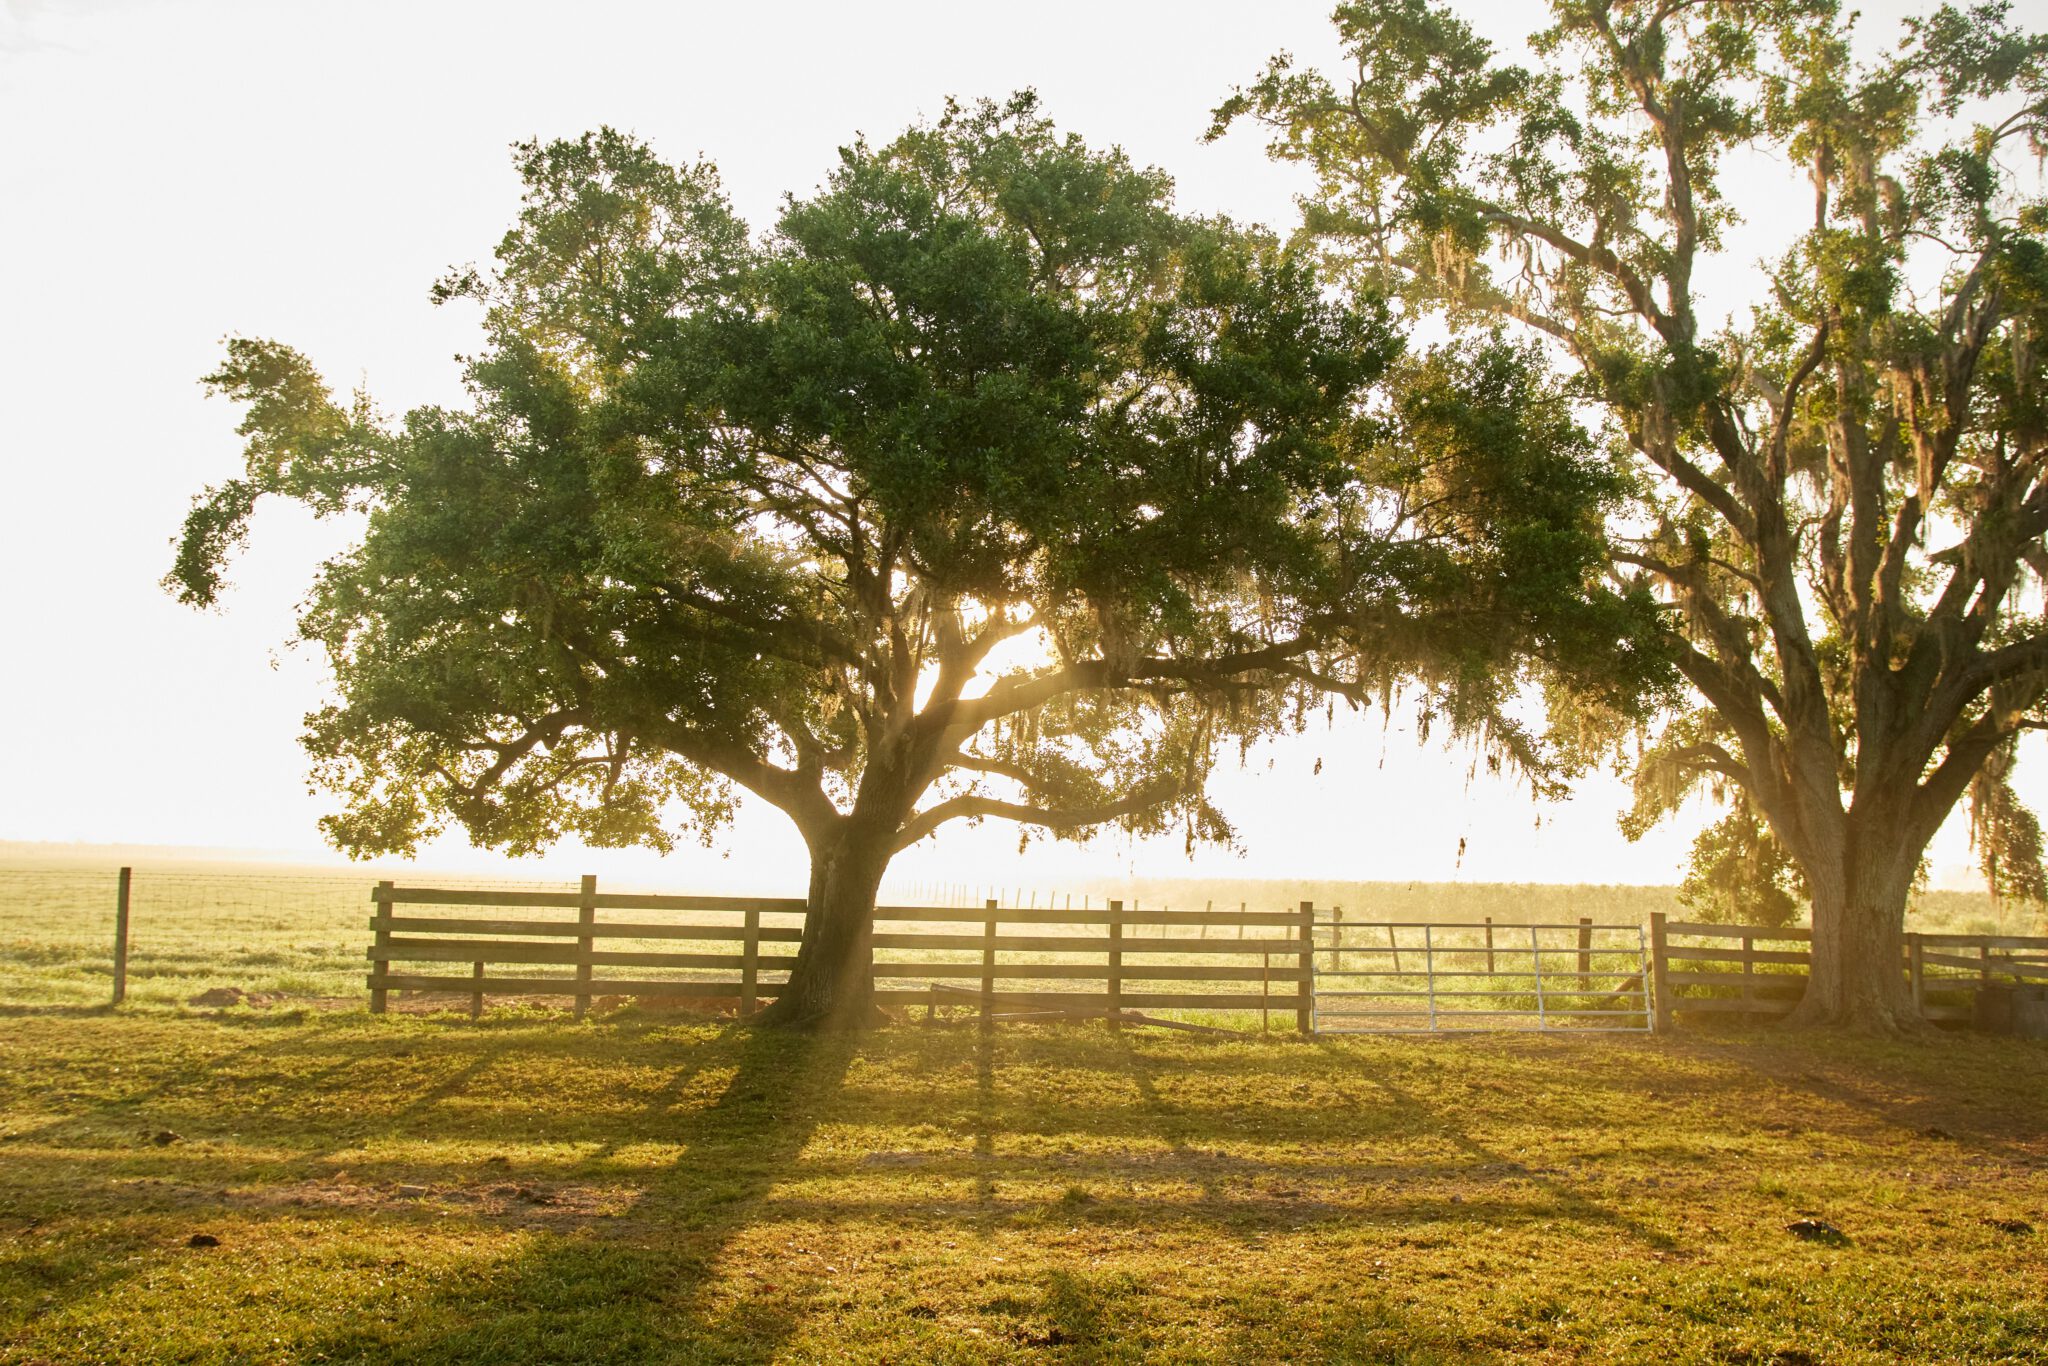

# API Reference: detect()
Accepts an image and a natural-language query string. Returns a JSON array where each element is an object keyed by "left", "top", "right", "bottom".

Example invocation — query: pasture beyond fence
[
  {"left": 18, "top": 866, "right": 2048, "bottom": 1033},
  {"left": 1313, "top": 919, "right": 1651, "bottom": 1032}
]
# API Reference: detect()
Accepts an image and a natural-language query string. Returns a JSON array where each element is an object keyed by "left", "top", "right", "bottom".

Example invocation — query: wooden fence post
[
  {"left": 981, "top": 899, "right": 998, "bottom": 1034},
  {"left": 1907, "top": 932, "right": 1925, "bottom": 1019},
  {"left": 574, "top": 874, "right": 597, "bottom": 1020},
  {"left": 370, "top": 879, "right": 394, "bottom": 1015},
  {"left": 1332, "top": 904, "right": 1344, "bottom": 971},
  {"left": 112, "top": 866, "right": 132, "bottom": 1006},
  {"left": 1577, "top": 916, "right": 1593, "bottom": 984},
  {"left": 1297, "top": 900, "right": 1315, "bottom": 1034},
  {"left": 1484, "top": 915, "right": 1494, "bottom": 975},
  {"left": 1261, "top": 952, "right": 1271, "bottom": 1034},
  {"left": 1740, "top": 931, "right": 1756, "bottom": 1010},
  {"left": 1649, "top": 911, "right": 1671, "bottom": 1034},
  {"left": 1387, "top": 923, "right": 1402, "bottom": 974},
  {"left": 741, "top": 905, "right": 761, "bottom": 1017},
  {"left": 470, "top": 960, "right": 484, "bottom": 1021},
  {"left": 1107, "top": 900, "right": 1123, "bottom": 1027}
]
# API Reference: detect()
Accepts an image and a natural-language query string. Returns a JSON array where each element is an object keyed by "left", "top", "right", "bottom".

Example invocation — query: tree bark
[
  {"left": 1787, "top": 816, "right": 1925, "bottom": 1034},
  {"left": 751, "top": 822, "right": 892, "bottom": 1031}
]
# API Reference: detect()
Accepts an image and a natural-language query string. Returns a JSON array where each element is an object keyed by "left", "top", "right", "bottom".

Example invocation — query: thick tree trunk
[
  {"left": 751, "top": 824, "right": 891, "bottom": 1031},
  {"left": 1786, "top": 816, "right": 1925, "bottom": 1034}
]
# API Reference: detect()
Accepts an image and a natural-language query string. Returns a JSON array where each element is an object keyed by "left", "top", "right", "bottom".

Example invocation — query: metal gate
[{"left": 1312, "top": 920, "right": 1651, "bottom": 1033}]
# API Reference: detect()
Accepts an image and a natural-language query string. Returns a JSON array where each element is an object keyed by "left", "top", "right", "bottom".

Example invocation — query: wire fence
[{"left": 0, "top": 866, "right": 581, "bottom": 1008}]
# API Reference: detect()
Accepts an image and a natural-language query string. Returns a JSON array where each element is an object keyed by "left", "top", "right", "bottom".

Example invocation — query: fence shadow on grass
[
  {"left": 284, "top": 1024, "right": 1493, "bottom": 1362},
  {"left": 2, "top": 1018, "right": 1713, "bottom": 1361}
]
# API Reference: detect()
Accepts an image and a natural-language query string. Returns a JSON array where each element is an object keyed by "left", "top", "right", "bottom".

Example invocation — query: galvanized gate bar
[{"left": 1312, "top": 919, "right": 1651, "bottom": 1034}]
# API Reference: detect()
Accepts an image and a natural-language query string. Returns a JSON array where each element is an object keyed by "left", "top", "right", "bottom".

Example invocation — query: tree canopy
[
  {"left": 1215, "top": 0, "right": 2048, "bottom": 1028},
  {"left": 173, "top": 94, "right": 1662, "bottom": 1025}
]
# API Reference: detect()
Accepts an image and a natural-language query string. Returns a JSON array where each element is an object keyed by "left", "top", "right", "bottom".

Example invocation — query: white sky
[{"left": 0, "top": 0, "right": 2025, "bottom": 891}]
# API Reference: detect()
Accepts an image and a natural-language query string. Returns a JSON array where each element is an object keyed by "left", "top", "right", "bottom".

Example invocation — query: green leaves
[
  {"left": 1678, "top": 800, "right": 1808, "bottom": 929},
  {"left": 173, "top": 93, "right": 1656, "bottom": 869},
  {"left": 168, "top": 340, "right": 391, "bottom": 608},
  {"left": 1221, "top": 0, "right": 2048, "bottom": 951},
  {"left": 435, "top": 126, "right": 749, "bottom": 389}
]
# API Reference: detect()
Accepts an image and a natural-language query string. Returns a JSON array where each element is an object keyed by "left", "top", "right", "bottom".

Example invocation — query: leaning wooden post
[
  {"left": 1296, "top": 901, "right": 1315, "bottom": 1034},
  {"left": 112, "top": 866, "right": 132, "bottom": 1006},
  {"left": 1907, "top": 932, "right": 1926, "bottom": 1019},
  {"left": 1387, "top": 922, "right": 1402, "bottom": 973},
  {"left": 979, "top": 899, "right": 999, "bottom": 1034},
  {"left": 1648, "top": 912, "right": 1671, "bottom": 1033},
  {"left": 573, "top": 874, "right": 597, "bottom": 1020},
  {"left": 740, "top": 905, "right": 761, "bottom": 1017},
  {"left": 1107, "top": 900, "right": 1124, "bottom": 1027},
  {"left": 1577, "top": 916, "right": 1593, "bottom": 984},
  {"left": 369, "top": 879, "right": 394, "bottom": 1015}
]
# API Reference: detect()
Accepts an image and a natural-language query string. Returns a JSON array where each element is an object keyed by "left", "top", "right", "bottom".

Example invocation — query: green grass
[
  {"left": 0, "top": 860, "right": 572, "bottom": 1009},
  {"left": 0, "top": 1008, "right": 2043, "bottom": 1363}
]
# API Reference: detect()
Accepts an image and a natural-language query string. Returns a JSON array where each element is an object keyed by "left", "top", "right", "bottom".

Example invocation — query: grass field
[
  {"left": 4, "top": 855, "right": 2039, "bottom": 1014},
  {"left": 2, "top": 858, "right": 2044, "bottom": 1361},
  {"left": 1, "top": 1010, "right": 2043, "bottom": 1363},
  {"left": 0, "top": 860, "right": 573, "bottom": 1009}
]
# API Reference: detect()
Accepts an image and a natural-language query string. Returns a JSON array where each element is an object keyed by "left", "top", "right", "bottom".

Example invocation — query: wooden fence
[
  {"left": 365, "top": 886, "right": 2045, "bottom": 1034},
  {"left": 1648, "top": 912, "right": 2048, "bottom": 1027},
  {"left": 366, "top": 880, "right": 1318, "bottom": 1030}
]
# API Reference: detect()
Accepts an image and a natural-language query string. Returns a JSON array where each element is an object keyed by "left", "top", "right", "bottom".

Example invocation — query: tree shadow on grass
[
  {"left": 276, "top": 1023, "right": 858, "bottom": 1365},
  {"left": 1545, "top": 1029, "right": 2048, "bottom": 1166},
  {"left": 1313, "top": 1039, "right": 1679, "bottom": 1253},
  {"left": 0, "top": 1003, "right": 122, "bottom": 1019},
  {"left": 278, "top": 1025, "right": 1498, "bottom": 1363},
  {"left": 4, "top": 1022, "right": 1686, "bottom": 1362}
]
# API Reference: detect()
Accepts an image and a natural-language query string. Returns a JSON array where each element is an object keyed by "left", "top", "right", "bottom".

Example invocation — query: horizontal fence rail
[
  {"left": 366, "top": 881, "right": 1317, "bottom": 1029},
  {"left": 361, "top": 882, "right": 2048, "bottom": 1036},
  {"left": 1649, "top": 913, "right": 2048, "bottom": 1028},
  {"left": 1649, "top": 916, "right": 1812, "bottom": 1026}
]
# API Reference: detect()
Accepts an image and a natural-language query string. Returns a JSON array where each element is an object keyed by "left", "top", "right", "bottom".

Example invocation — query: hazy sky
[{"left": 0, "top": 0, "right": 2021, "bottom": 891}]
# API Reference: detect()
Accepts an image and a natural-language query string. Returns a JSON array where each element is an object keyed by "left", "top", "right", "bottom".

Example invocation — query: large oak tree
[
  {"left": 172, "top": 97, "right": 1659, "bottom": 1026},
  {"left": 1216, "top": 0, "right": 2048, "bottom": 1029}
]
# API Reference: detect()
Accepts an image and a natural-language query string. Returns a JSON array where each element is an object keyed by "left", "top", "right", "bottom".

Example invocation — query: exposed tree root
[
  {"left": 748, "top": 994, "right": 889, "bottom": 1033},
  {"left": 1783, "top": 997, "right": 1937, "bottom": 1039}
]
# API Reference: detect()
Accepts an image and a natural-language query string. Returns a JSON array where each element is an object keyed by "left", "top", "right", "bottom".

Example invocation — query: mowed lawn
[{"left": 1, "top": 1012, "right": 2044, "bottom": 1365}]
